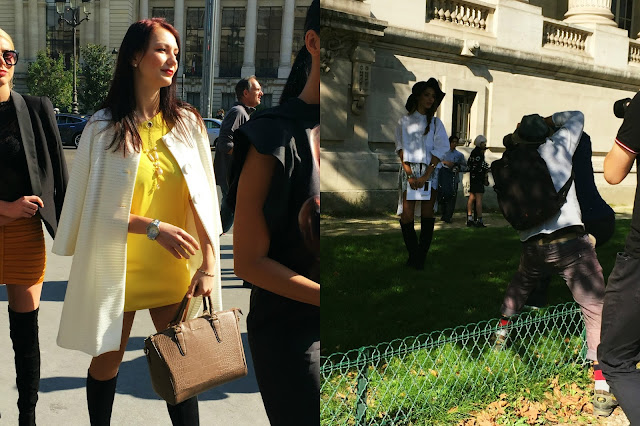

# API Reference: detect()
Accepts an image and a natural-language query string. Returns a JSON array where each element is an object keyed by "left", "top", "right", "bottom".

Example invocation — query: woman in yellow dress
[{"left": 53, "top": 19, "right": 221, "bottom": 425}]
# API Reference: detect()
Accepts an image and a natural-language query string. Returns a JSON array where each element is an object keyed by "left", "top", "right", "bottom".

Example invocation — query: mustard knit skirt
[{"left": 0, "top": 215, "right": 46, "bottom": 285}]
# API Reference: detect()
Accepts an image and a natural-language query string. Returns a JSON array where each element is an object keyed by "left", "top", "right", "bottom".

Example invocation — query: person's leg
[
  {"left": 443, "top": 190, "right": 458, "bottom": 222},
  {"left": 248, "top": 320, "right": 320, "bottom": 425},
  {"left": 524, "top": 278, "right": 550, "bottom": 309},
  {"left": 86, "top": 311, "right": 135, "bottom": 426},
  {"left": 149, "top": 304, "right": 200, "bottom": 426},
  {"left": 598, "top": 252, "right": 640, "bottom": 422},
  {"left": 218, "top": 184, "right": 234, "bottom": 234},
  {"left": 467, "top": 193, "right": 476, "bottom": 226},
  {"left": 6, "top": 283, "right": 43, "bottom": 426},
  {"left": 400, "top": 192, "right": 419, "bottom": 268},
  {"left": 475, "top": 193, "right": 485, "bottom": 227},
  {"left": 416, "top": 195, "right": 437, "bottom": 269}
]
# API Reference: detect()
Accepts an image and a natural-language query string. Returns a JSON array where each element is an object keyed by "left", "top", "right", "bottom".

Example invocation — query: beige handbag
[{"left": 144, "top": 296, "right": 247, "bottom": 405}]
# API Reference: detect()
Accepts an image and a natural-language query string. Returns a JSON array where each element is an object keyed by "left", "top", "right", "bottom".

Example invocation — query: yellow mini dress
[{"left": 124, "top": 112, "right": 191, "bottom": 312}]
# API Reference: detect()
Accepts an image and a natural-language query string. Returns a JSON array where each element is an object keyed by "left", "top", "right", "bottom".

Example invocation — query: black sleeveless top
[
  {"left": 0, "top": 98, "right": 32, "bottom": 201},
  {"left": 233, "top": 98, "right": 320, "bottom": 326}
]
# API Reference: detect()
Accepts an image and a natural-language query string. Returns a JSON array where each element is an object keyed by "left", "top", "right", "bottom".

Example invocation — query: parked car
[
  {"left": 56, "top": 113, "right": 91, "bottom": 148},
  {"left": 203, "top": 118, "right": 222, "bottom": 149}
]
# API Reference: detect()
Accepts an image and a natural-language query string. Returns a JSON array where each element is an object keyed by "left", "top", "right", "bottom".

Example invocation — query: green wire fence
[{"left": 321, "top": 302, "right": 588, "bottom": 425}]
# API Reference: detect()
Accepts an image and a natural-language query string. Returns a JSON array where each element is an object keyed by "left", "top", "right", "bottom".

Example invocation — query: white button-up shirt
[{"left": 395, "top": 111, "right": 449, "bottom": 165}]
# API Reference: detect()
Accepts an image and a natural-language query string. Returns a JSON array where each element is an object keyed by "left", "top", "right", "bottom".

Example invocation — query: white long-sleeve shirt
[{"left": 395, "top": 111, "right": 449, "bottom": 165}]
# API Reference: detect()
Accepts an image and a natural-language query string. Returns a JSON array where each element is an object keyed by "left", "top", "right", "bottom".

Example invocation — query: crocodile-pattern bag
[{"left": 144, "top": 296, "right": 247, "bottom": 405}]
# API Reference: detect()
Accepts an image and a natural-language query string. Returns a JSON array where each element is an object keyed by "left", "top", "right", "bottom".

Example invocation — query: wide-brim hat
[
  {"left": 412, "top": 78, "right": 446, "bottom": 111},
  {"left": 511, "top": 113, "right": 553, "bottom": 145}
]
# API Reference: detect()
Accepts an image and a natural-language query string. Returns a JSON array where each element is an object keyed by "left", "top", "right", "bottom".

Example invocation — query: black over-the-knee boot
[
  {"left": 417, "top": 217, "right": 436, "bottom": 270},
  {"left": 86, "top": 371, "right": 118, "bottom": 426},
  {"left": 9, "top": 307, "right": 40, "bottom": 426},
  {"left": 400, "top": 220, "right": 419, "bottom": 268},
  {"left": 166, "top": 396, "right": 200, "bottom": 426}
]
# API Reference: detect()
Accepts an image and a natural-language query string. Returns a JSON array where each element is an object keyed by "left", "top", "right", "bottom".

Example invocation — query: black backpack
[{"left": 491, "top": 144, "right": 574, "bottom": 231}]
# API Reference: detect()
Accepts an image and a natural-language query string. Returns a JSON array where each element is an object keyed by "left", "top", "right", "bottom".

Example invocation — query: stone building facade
[
  {"left": 321, "top": 0, "right": 640, "bottom": 213},
  {"left": 2, "top": 0, "right": 311, "bottom": 112}
]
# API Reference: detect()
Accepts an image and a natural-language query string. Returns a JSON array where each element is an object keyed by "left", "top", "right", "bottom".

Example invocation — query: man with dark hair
[{"left": 214, "top": 75, "right": 263, "bottom": 234}]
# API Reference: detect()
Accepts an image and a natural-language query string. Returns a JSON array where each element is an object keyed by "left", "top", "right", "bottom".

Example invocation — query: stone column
[
  {"left": 140, "top": 0, "right": 149, "bottom": 20},
  {"left": 28, "top": 0, "right": 38, "bottom": 60},
  {"left": 277, "top": 0, "right": 295, "bottom": 79},
  {"left": 38, "top": 1, "right": 47, "bottom": 52},
  {"left": 241, "top": 0, "right": 257, "bottom": 77},
  {"left": 14, "top": 0, "right": 24, "bottom": 54},
  {"left": 174, "top": 0, "right": 185, "bottom": 76},
  {"left": 564, "top": 0, "right": 617, "bottom": 27},
  {"left": 100, "top": 0, "right": 110, "bottom": 47},
  {"left": 213, "top": 0, "right": 221, "bottom": 78}
]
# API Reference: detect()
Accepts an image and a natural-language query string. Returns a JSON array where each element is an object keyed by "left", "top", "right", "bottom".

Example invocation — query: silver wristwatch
[{"left": 146, "top": 219, "right": 161, "bottom": 240}]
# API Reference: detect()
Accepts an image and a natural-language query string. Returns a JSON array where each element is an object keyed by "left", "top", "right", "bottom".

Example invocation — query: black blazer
[{"left": 10, "top": 91, "right": 68, "bottom": 238}]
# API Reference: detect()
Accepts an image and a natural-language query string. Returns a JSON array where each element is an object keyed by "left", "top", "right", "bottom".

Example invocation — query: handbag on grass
[{"left": 144, "top": 295, "right": 247, "bottom": 405}]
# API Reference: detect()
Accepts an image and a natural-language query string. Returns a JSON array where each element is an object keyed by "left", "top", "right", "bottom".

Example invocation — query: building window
[
  {"left": 187, "top": 92, "right": 201, "bottom": 111},
  {"left": 291, "top": 6, "right": 308, "bottom": 65},
  {"left": 256, "top": 7, "right": 282, "bottom": 78},
  {"left": 451, "top": 90, "right": 476, "bottom": 145},
  {"left": 152, "top": 7, "right": 174, "bottom": 25},
  {"left": 220, "top": 7, "right": 246, "bottom": 77},
  {"left": 185, "top": 8, "right": 205, "bottom": 77},
  {"left": 221, "top": 92, "right": 236, "bottom": 111},
  {"left": 46, "top": 5, "right": 74, "bottom": 69},
  {"left": 611, "top": 0, "right": 633, "bottom": 32}
]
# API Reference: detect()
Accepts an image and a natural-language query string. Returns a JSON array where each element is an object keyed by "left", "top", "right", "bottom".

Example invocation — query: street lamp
[{"left": 55, "top": 0, "right": 92, "bottom": 114}]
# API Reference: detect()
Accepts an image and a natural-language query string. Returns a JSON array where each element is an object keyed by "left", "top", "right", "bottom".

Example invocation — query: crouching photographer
[{"left": 597, "top": 92, "right": 640, "bottom": 424}]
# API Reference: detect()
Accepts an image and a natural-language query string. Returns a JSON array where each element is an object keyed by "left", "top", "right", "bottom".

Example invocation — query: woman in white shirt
[{"left": 395, "top": 79, "right": 449, "bottom": 269}]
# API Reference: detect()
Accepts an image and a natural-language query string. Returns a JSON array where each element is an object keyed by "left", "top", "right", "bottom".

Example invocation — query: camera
[{"left": 614, "top": 97, "right": 632, "bottom": 118}]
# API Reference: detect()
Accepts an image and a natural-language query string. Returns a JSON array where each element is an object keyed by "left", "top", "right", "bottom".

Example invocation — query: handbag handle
[{"left": 169, "top": 295, "right": 214, "bottom": 326}]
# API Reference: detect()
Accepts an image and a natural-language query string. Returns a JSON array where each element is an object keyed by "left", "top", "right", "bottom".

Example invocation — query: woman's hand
[
  {"left": 186, "top": 269, "right": 214, "bottom": 298},
  {"left": 155, "top": 223, "right": 200, "bottom": 259},
  {"left": 0, "top": 196, "right": 44, "bottom": 218}
]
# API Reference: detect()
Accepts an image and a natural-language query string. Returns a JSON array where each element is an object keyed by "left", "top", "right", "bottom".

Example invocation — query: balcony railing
[
  {"left": 542, "top": 18, "right": 591, "bottom": 52},
  {"left": 428, "top": 0, "right": 494, "bottom": 31},
  {"left": 629, "top": 41, "right": 640, "bottom": 64}
]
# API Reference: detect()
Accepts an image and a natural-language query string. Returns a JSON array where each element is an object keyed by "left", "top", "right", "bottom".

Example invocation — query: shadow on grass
[{"left": 321, "top": 220, "right": 630, "bottom": 355}]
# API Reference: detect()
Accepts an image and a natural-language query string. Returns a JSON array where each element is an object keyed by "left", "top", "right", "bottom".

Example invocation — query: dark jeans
[
  {"left": 440, "top": 192, "right": 458, "bottom": 222},
  {"left": 247, "top": 319, "right": 320, "bottom": 425},
  {"left": 219, "top": 185, "right": 234, "bottom": 234},
  {"left": 500, "top": 234, "right": 605, "bottom": 360},
  {"left": 598, "top": 252, "right": 640, "bottom": 424}
]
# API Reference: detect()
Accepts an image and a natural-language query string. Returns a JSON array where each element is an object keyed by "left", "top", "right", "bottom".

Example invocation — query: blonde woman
[{"left": 0, "top": 28, "right": 68, "bottom": 425}]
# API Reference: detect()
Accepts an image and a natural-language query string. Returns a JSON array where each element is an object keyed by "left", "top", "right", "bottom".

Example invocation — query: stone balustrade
[
  {"left": 542, "top": 19, "right": 591, "bottom": 52},
  {"left": 629, "top": 41, "right": 640, "bottom": 64},
  {"left": 429, "top": 0, "right": 493, "bottom": 31}
]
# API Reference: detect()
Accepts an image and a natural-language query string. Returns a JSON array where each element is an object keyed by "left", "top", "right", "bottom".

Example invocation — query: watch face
[{"left": 147, "top": 222, "right": 160, "bottom": 240}]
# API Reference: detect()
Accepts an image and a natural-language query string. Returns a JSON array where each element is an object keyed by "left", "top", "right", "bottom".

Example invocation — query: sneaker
[
  {"left": 593, "top": 390, "right": 618, "bottom": 417},
  {"left": 466, "top": 220, "right": 474, "bottom": 227},
  {"left": 493, "top": 328, "right": 510, "bottom": 351},
  {"left": 475, "top": 221, "right": 486, "bottom": 228}
]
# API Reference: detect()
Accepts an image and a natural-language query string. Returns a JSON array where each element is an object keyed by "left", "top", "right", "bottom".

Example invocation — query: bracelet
[{"left": 197, "top": 269, "right": 215, "bottom": 277}]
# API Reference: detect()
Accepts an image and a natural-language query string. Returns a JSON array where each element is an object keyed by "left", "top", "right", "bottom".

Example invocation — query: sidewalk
[
  {"left": 321, "top": 206, "right": 633, "bottom": 237},
  {"left": 0, "top": 229, "right": 269, "bottom": 425}
]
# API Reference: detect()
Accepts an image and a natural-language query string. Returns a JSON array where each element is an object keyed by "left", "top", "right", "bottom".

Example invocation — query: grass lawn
[{"left": 321, "top": 219, "right": 630, "bottom": 356}]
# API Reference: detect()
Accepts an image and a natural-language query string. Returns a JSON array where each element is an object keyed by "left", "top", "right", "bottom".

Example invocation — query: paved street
[{"left": 0, "top": 148, "right": 269, "bottom": 425}]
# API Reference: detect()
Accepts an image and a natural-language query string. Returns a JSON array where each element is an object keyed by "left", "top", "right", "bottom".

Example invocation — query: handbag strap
[{"left": 169, "top": 295, "right": 214, "bottom": 326}]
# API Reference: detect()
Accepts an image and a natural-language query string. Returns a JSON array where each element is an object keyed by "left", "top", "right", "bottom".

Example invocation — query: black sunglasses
[{"left": 2, "top": 50, "right": 18, "bottom": 67}]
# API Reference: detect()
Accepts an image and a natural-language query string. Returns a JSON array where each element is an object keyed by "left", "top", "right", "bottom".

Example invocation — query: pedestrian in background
[
  {"left": 438, "top": 135, "right": 467, "bottom": 223},
  {"left": 52, "top": 18, "right": 222, "bottom": 425},
  {"left": 215, "top": 108, "right": 224, "bottom": 119},
  {"left": 395, "top": 78, "right": 449, "bottom": 269},
  {"left": 214, "top": 76, "right": 263, "bottom": 234},
  {"left": 230, "top": 0, "right": 320, "bottom": 423},
  {"left": 0, "top": 27, "right": 68, "bottom": 425},
  {"left": 466, "top": 135, "right": 490, "bottom": 227}
]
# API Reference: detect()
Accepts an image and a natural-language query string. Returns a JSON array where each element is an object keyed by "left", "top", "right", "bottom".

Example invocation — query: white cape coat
[{"left": 52, "top": 109, "right": 223, "bottom": 356}]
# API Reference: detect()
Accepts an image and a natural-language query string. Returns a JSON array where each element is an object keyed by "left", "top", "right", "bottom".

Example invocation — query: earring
[{"left": 133, "top": 63, "right": 138, "bottom": 68}]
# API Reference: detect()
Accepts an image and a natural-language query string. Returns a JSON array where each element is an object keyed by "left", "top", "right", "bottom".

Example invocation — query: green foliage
[
  {"left": 26, "top": 50, "right": 72, "bottom": 112},
  {"left": 79, "top": 44, "right": 114, "bottom": 113}
]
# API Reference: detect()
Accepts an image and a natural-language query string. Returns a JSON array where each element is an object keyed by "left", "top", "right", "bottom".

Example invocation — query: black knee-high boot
[
  {"left": 400, "top": 220, "right": 419, "bottom": 268},
  {"left": 86, "top": 371, "right": 118, "bottom": 426},
  {"left": 166, "top": 396, "right": 200, "bottom": 426},
  {"left": 9, "top": 307, "right": 40, "bottom": 426},
  {"left": 417, "top": 217, "right": 436, "bottom": 270}
]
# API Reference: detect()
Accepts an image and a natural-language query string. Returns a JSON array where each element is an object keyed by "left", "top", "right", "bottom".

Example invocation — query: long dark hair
[
  {"left": 404, "top": 81, "right": 439, "bottom": 135},
  {"left": 279, "top": 0, "right": 319, "bottom": 104},
  {"left": 100, "top": 18, "right": 203, "bottom": 153}
]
